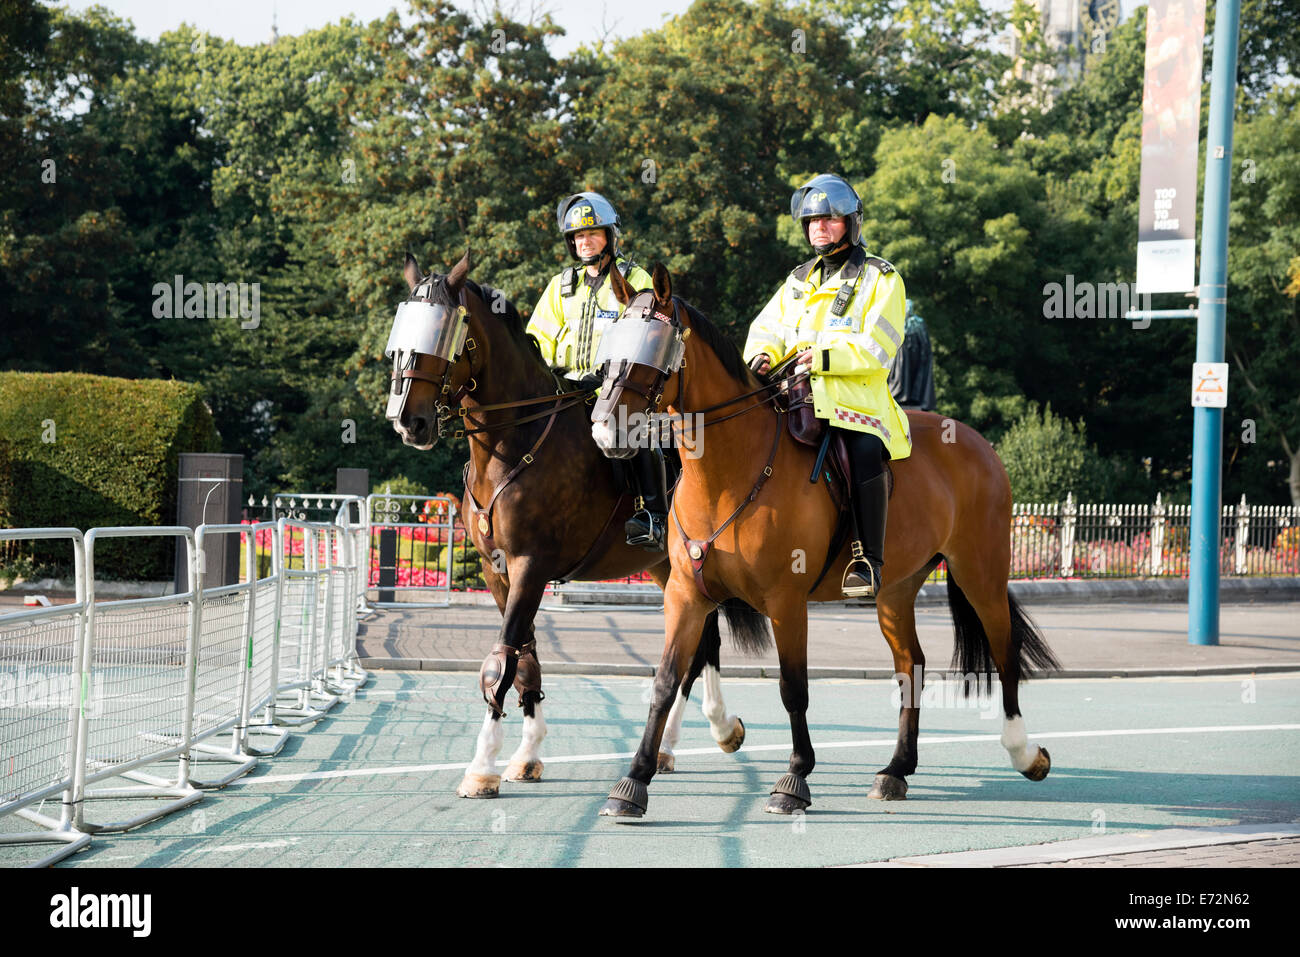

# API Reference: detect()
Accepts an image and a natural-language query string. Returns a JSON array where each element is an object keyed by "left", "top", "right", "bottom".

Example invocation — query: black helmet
[
  {"left": 790, "top": 174, "right": 863, "bottom": 252},
  {"left": 557, "top": 191, "right": 621, "bottom": 264}
]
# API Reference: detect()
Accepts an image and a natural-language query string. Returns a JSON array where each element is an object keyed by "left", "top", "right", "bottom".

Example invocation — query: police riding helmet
[
  {"left": 557, "top": 192, "right": 621, "bottom": 265},
  {"left": 790, "top": 174, "right": 863, "bottom": 255}
]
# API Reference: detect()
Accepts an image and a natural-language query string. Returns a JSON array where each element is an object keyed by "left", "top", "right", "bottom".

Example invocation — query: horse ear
[
  {"left": 403, "top": 251, "right": 422, "bottom": 292},
  {"left": 651, "top": 263, "right": 672, "bottom": 305},
  {"left": 446, "top": 248, "right": 472, "bottom": 291},
  {"left": 608, "top": 260, "right": 634, "bottom": 305}
]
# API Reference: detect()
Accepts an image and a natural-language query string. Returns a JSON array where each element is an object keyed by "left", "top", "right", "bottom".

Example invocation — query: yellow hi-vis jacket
[
  {"left": 525, "top": 257, "right": 653, "bottom": 376},
  {"left": 743, "top": 245, "right": 913, "bottom": 460}
]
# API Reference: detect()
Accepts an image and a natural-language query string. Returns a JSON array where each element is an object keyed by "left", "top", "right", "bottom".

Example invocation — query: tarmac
[
  {"left": 2, "top": 583, "right": 1296, "bottom": 868},
  {"left": 345, "top": 589, "right": 1299, "bottom": 868}
]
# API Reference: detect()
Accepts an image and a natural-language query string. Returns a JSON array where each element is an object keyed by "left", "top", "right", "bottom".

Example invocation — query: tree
[
  {"left": 998, "top": 403, "right": 1111, "bottom": 502},
  {"left": 1223, "top": 85, "right": 1300, "bottom": 505},
  {"left": 577, "top": 0, "right": 855, "bottom": 336}
]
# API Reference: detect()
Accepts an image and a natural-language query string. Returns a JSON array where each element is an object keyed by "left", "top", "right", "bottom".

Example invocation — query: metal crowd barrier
[
  {"left": 0, "top": 511, "right": 369, "bottom": 866},
  {"left": 76, "top": 527, "right": 204, "bottom": 833},
  {"left": 0, "top": 529, "right": 92, "bottom": 866},
  {"left": 367, "top": 492, "right": 455, "bottom": 608}
]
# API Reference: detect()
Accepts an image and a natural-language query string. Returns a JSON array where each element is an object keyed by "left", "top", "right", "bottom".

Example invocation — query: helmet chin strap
[
  {"left": 580, "top": 246, "right": 613, "bottom": 268},
  {"left": 811, "top": 237, "right": 850, "bottom": 257}
]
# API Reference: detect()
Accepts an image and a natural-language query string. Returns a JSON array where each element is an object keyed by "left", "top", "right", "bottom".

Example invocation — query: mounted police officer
[
  {"left": 526, "top": 191, "right": 669, "bottom": 551},
  {"left": 743, "top": 174, "right": 912, "bottom": 598}
]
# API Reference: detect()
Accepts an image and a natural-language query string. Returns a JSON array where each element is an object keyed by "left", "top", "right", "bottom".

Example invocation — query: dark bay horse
[
  {"left": 588, "top": 263, "right": 1059, "bottom": 819},
  {"left": 387, "top": 250, "right": 765, "bottom": 797}
]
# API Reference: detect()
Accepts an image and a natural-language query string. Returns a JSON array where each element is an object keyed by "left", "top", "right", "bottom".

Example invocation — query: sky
[
  {"left": 56, "top": 0, "right": 1147, "bottom": 57},
  {"left": 57, "top": 0, "right": 697, "bottom": 55}
]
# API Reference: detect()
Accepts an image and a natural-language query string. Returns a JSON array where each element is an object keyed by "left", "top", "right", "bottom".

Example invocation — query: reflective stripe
[
  {"left": 528, "top": 313, "right": 561, "bottom": 338},
  {"left": 816, "top": 329, "right": 891, "bottom": 367},
  {"left": 872, "top": 313, "right": 903, "bottom": 349},
  {"left": 865, "top": 337, "right": 890, "bottom": 366}
]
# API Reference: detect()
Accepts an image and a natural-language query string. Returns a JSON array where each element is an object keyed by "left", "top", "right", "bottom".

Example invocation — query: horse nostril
[{"left": 410, "top": 416, "right": 427, "bottom": 435}]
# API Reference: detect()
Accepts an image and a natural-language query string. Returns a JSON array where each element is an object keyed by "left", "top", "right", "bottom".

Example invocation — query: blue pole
[{"left": 1189, "top": 0, "right": 1241, "bottom": 646}]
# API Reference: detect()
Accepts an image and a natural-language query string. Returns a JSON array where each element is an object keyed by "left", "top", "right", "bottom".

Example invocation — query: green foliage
[
  {"left": 2, "top": 0, "right": 1298, "bottom": 519},
  {"left": 998, "top": 403, "right": 1111, "bottom": 503},
  {"left": 441, "top": 543, "right": 484, "bottom": 590},
  {"left": 0, "top": 372, "right": 220, "bottom": 578}
]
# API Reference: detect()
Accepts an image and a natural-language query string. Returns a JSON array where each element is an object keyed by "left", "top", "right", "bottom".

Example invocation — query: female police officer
[
  {"left": 525, "top": 192, "right": 668, "bottom": 551},
  {"left": 743, "top": 174, "right": 913, "bottom": 598}
]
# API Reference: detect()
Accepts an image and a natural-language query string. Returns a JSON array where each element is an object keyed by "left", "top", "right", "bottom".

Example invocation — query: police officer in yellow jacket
[
  {"left": 743, "top": 174, "right": 913, "bottom": 598},
  {"left": 525, "top": 192, "right": 668, "bottom": 551}
]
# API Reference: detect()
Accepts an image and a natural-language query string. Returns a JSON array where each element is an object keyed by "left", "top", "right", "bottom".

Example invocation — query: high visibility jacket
[
  {"left": 526, "top": 257, "right": 653, "bottom": 376},
  {"left": 743, "top": 245, "right": 912, "bottom": 460}
]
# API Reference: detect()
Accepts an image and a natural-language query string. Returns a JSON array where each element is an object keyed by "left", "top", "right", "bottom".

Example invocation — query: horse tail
[
  {"left": 1009, "top": 593, "right": 1062, "bottom": 673},
  {"left": 945, "top": 570, "right": 1060, "bottom": 692},
  {"left": 721, "top": 598, "right": 772, "bottom": 657}
]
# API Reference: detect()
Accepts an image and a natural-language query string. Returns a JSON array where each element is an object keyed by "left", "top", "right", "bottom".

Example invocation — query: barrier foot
[
  {"left": 4, "top": 809, "right": 93, "bottom": 867},
  {"left": 242, "top": 722, "right": 291, "bottom": 757},
  {"left": 79, "top": 769, "right": 203, "bottom": 833},
  {"left": 187, "top": 741, "right": 259, "bottom": 789}
]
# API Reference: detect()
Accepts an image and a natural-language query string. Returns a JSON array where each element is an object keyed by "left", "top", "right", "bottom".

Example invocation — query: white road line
[
  {"left": 228, "top": 723, "right": 1300, "bottom": 787},
  {"left": 182, "top": 839, "right": 300, "bottom": 855}
]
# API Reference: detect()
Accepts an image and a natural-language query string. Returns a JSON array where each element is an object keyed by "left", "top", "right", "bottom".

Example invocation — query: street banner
[{"left": 1135, "top": 0, "right": 1206, "bottom": 294}]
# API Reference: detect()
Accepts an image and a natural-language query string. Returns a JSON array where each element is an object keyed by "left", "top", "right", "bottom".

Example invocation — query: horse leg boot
[
  {"left": 459, "top": 573, "right": 547, "bottom": 797},
  {"left": 842, "top": 432, "right": 889, "bottom": 599},
  {"left": 625, "top": 445, "right": 668, "bottom": 551},
  {"left": 504, "top": 637, "right": 546, "bottom": 782}
]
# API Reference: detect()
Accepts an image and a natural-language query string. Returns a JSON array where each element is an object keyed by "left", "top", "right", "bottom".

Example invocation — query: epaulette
[{"left": 560, "top": 267, "right": 578, "bottom": 297}]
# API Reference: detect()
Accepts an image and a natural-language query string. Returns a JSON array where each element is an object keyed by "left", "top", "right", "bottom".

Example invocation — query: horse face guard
[
  {"left": 384, "top": 278, "right": 475, "bottom": 433},
  {"left": 591, "top": 291, "right": 686, "bottom": 425}
]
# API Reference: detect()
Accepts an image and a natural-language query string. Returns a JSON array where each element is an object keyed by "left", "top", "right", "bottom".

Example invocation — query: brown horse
[
  {"left": 386, "top": 250, "right": 766, "bottom": 798},
  {"left": 589, "top": 263, "right": 1059, "bottom": 818}
]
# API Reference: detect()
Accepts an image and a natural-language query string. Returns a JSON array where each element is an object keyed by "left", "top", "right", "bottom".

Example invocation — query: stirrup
[
  {"left": 841, "top": 541, "right": 881, "bottom": 598},
  {"left": 625, "top": 509, "right": 666, "bottom": 551}
]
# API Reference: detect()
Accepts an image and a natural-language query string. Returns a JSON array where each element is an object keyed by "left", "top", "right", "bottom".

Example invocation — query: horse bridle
[
  {"left": 387, "top": 276, "right": 599, "bottom": 440},
  {"left": 595, "top": 292, "right": 797, "bottom": 430},
  {"left": 386, "top": 276, "right": 478, "bottom": 435}
]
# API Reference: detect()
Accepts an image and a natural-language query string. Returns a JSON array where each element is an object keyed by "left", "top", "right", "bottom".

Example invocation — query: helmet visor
[{"left": 791, "top": 177, "right": 861, "bottom": 222}]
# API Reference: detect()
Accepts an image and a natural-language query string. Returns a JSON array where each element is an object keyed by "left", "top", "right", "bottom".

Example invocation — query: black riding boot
[
  {"left": 842, "top": 471, "right": 889, "bottom": 599},
  {"left": 626, "top": 446, "right": 668, "bottom": 551}
]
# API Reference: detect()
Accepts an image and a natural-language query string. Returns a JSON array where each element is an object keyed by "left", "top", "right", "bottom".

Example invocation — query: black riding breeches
[{"left": 840, "top": 428, "right": 886, "bottom": 484}]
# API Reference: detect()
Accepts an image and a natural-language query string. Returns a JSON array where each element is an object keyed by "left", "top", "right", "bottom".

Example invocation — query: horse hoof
[
  {"left": 716, "top": 716, "right": 745, "bottom": 753},
  {"left": 1020, "top": 746, "right": 1051, "bottom": 782},
  {"left": 456, "top": 773, "right": 501, "bottom": 798},
  {"left": 765, "top": 772, "right": 811, "bottom": 814},
  {"left": 868, "top": 774, "right": 908, "bottom": 801},
  {"left": 503, "top": 760, "right": 544, "bottom": 782},
  {"left": 657, "top": 751, "right": 676, "bottom": 774},
  {"left": 765, "top": 792, "right": 810, "bottom": 815},
  {"left": 598, "top": 776, "right": 648, "bottom": 821},
  {"left": 598, "top": 798, "right": 645, "bottom": 820}
]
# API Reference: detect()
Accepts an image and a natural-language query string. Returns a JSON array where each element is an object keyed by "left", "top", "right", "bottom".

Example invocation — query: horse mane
[{"left": 676, "top": 298, "right": 759, "bottom": 388}]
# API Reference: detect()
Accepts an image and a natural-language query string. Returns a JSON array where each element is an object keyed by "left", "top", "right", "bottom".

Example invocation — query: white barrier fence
[{"left": 0, "top": 503, "right": 368, "bottom": 867}]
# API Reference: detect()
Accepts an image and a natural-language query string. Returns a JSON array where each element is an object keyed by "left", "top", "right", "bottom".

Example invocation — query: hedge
[{"left": 0, "top": 372, "right": 221, "bottom": 580}]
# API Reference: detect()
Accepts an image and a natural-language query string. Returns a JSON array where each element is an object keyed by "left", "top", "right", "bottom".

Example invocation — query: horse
[
  {"left": 386, "top": 249, "right": 767, "bottom": 798},
  {"left": 587, "top": 262, "right": 1060, "bottom": 818}
]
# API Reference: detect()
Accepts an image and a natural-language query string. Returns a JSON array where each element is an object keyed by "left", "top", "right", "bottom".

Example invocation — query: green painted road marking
[{"left": 2, "top": 671, "right": 1292, "bottom": 868}]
